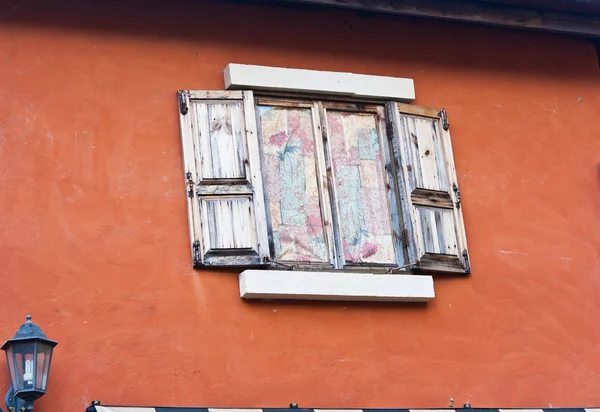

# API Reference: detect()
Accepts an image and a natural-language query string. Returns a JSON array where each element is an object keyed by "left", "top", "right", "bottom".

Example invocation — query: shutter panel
[
  {"left": 178, "top": 90, "right": 270, "bottom": 267},
  {"left": 389, "top": 102, "right": 470, "bottom": 274}
]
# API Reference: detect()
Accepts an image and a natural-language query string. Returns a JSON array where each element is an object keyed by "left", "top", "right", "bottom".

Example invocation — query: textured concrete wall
[{"left": 0, "top": 1, "right": 599, "bottom": 411}]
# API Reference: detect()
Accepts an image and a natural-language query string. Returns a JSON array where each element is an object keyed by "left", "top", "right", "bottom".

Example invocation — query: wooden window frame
[
  {"left": 255, "top": 94, "right": 406, "bottom": 273},
  {"left": 178, "top": 90, "right": 470, "bottom": 275}
]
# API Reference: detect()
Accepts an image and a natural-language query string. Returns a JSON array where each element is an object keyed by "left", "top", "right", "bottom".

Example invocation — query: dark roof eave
[
  {"left": 267, "top": 0, "right": 600, "bottom": 38},
  {"left": 475, "top": 0, "right": 600, "bottom": 15}
]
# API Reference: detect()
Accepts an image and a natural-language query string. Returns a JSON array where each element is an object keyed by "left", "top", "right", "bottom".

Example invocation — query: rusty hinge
[
  {"left": 178, "top": 91, "right": 189, "bottom": 115},
  {"left": 439, "top": 109, "right": 449, "bottom": 130},
  {"left": 452, "top": 183, "right": 461, "bottom": 209},
  {"left": 462, "top": 249, "right": 471, "bottom": 274},
  {"left": 401, "top": 228, "right": 409, "bottom": 248},
  {"left": 192, "top": 240, "right": 201, "bottom": 267},
  {"left": 386, "top": 117, "right": 395, "bottom": 141},
  {"left": 186, "top": 171, "right": 195, "bottom": 198}
]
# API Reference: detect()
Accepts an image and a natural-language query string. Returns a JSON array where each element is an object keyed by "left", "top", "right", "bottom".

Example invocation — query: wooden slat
[
  {"left": 258, "top": 90, "right": 392, "bottom": 105},
  {"left": 440, "top": 118, "right": 470, "bottom": 269},
  {"left": 418, "top": 253, "right": 466, "bottom": 274},
  {"left": 255, "top": 96, "right": 315, "bottom": 108},
  {"left": 416, "top": 207, "right": 458, "bottom": 256},
  {"left": 377, "top": 106, "right": 406, "bottom": 267},
  {"left": 397, "top": 114, "right": 450, "bottom": 192},
  {"left": 269, "top": 261, "right": 408, "bottom": 272},
  {"left": 243, "top": 91, "right": 271, "bottom": 262},
  {"left": 270, "top": 0, "right": 600, "bottom": 38},
  {"left": 196, "top": 185, "right": 254, "bottom": 196},
  {"left": 178, "top": 91, "right": 204, "bottom": 265},
  {"left": 213, "top": 104, "right": 245, "bottom": 179},
  {"left": 414, "top": 117, "right": 441, "bottom": 191},
  {"left": 411, "top": 188, "right": 453, "bottom": 209},
  {"left": 203, "top": 198, "right": 254, "bottom": 250},
  {"left": 311, "top": 102, "right": 337, "bottom": 267},
  {"left": 197, "top": 103, "right": 213, "bottom": 179},
  {"left": 224, "top": 102, "right": 246, "bottom": 178},
  {"left": 419, "top": 207, "right": 440, "bottom": 254},
  {"left": 189, "top": 90, "right": 243, "bottom": 100},
  {"left": 322, "top": 101, "right": 380, "bottom": 113},
  {"left": 254, "top": 97, "right": 277, "bottom": 260},
  {"left": 195, "top": 102, "right": 246, "bottom": 180},
  {"left": 397, "top": 103, "right": 440, "bottom": 118},
  {"left": 397, "top": 114, "right": 420, "bottom": 194},
  {"left": 319, "top": 101, "right": 344, "bottom": 268},
  {"left": 437, "top": 208, "right": 459, "bottom": 256},
  {"left": 432, "top": 120, "right": 450, "bottom": 189},
  {"left": 388, "top": 102, "right": 420, "bottom": 265},
  {"left": 203, "top": 253, "right": 263, "bottom": 266}
]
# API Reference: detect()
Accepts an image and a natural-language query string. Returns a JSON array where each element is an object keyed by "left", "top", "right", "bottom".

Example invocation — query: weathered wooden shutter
[
  {"left": 178, "top": 90, "right": 269, "bottom": 267},
  {"left": 388, "top": 103, "right": 470, "bottom": 274}
]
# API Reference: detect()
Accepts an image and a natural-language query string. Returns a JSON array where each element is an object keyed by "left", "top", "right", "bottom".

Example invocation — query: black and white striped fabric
[{"left": 93, "top": 406, "right": 600, "bottom": 412}]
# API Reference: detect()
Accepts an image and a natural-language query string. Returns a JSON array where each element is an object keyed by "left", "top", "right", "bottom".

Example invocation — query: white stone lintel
[{"left": 224, "top": 63, "right": 415, "bottom": 102}]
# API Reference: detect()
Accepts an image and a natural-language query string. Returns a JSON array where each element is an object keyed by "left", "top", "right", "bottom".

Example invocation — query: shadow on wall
[
  {"left": 0, "top": 0, "right": 597, "bottom": 79},
  {"left": 592, "top": 40, "right": 600, "bottom": 69}
]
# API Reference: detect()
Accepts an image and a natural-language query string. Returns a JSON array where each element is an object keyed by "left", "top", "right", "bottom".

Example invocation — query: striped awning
[{"left": 93, "top": 407, "right": 600, "bottom": 412}]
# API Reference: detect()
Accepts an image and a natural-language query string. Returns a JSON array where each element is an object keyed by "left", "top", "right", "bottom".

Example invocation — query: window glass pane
[
  {"left": 259, "top": 106, "right": 328, "bottom": 263},
  {"left": 326, "top": 111, "right": 396, "bottom": 264}
]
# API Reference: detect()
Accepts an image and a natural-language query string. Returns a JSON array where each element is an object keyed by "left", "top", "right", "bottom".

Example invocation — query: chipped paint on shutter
[
  {"left": 178, "top": 90, "right": 269, "bottom": 267},
  {"left": 389, "top": 102, "right": 469, "bottom": 274}
]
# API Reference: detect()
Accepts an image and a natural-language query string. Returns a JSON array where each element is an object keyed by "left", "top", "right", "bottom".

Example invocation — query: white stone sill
[{"left": 239, "top": 270, "right": 434, "bottom": 303}]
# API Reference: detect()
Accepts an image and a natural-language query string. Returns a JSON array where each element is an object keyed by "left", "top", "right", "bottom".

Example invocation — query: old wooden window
[{"left": 178, "top": 91, "right": 470, "bottom": 274}]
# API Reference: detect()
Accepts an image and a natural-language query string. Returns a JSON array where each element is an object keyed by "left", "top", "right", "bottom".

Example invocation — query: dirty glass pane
[
  {"left": 259, "top": 106, "right": 328, "bottom": 263},
  {"left": 326, "top": 111, "right": 396, "bottom": 265},
  {"left": 35, "top": 341, "right": 53, "bottom": 390}
]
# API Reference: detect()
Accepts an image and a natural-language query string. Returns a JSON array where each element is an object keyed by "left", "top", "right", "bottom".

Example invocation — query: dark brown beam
[
  {"left": 269, "top": 0, "right": 600, "bottom": 37},
  {"left": 476, "top": 0, "right": 600, "bottom": 15}
]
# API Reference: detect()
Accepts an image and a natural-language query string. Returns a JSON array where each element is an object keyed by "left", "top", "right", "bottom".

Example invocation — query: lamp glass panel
[
  {"left": 12, "top": 341, "right": 35, "bottom": 391},
  {"left": 35, "top": 341, "right": 53, "bottom": 391},
  {"left": 5, "top": 345, "right": 19, "bottom": 390}
]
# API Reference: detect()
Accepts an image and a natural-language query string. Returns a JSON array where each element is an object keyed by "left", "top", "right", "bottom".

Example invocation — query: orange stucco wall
[{"left": 0, "top": 1, "right": 599, "bottom": 411}]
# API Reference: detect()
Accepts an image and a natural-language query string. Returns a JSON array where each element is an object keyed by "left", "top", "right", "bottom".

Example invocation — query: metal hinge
[
  {"left": 439, "top": 109, "right": 450, "bottom": 130},
  {"left": 192, "top": 240, "right": 201, "bottom": 268},
  {"left": 462, "top": 249, "right": 471, "bottom": 274},
  {"left": 86, "top": 401, "right": 102, "bottom": 412},
  {"left": 452, "top": 183, "right": 461, "bottom": 209},
  {"left": 178, "top": 91, "right": 189, "bottom": 115},
  {"left": 263, "top": 256, "right": 295, "bottom": 271},
  {"left": 386, "top": 260, "right": 420, "bottom": 273},
  {"left": 186, "top": 171, "right": 194, "bottom": 198},
  {"left": 386, "top": 117, "right": 395, "bottom": 141},
  {"left": 401, "top": 228, "right": 409, "bottom": 248}
]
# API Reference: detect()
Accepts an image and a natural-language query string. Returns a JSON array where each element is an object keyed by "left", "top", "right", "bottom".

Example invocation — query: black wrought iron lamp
[{"left": 0, "top": 316, "right": 57, "bottom": 412}]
